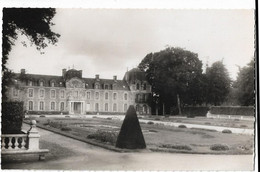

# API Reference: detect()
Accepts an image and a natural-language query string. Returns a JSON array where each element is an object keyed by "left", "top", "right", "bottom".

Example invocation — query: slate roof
[{"left": 14, "top": 73, "right": 130, "bottom": 91}]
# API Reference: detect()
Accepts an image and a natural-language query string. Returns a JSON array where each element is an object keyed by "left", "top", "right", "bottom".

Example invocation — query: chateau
[{"left": 8, "top": 68, "right": 152, "bottom": 115}]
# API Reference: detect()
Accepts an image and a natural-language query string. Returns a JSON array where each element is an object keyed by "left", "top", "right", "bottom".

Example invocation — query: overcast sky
[{"left": 7, "top": 9, "right": 254, "bottom": 80}]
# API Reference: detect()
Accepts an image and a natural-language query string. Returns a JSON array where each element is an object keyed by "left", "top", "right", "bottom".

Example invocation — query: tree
[
  {"left": 2, "top": 8, "right": 60, "bottom": 101},
  {"left": 138, "top": 47, "right": 203, "bottom": 115},
  {"left": 234, "top": 59, "right": 255, "bottom": 106},
  {"left": 205, "top": 61, "right": 231, "bottom": 106}
]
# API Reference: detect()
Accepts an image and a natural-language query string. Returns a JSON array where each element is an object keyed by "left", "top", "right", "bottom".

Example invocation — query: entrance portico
[{"left": 69, "top": 101, "right": 85, "bottom": 114}]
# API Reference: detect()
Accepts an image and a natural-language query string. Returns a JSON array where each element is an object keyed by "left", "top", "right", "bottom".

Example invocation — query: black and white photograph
[{"left": 1, "top": 0, "right": 258, "bottom": 171}]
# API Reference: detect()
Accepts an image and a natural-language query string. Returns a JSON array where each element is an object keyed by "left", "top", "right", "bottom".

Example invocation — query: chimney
[
  {"left": 21, "top": 69, "right": 25, "bottom": 74},
  {"left": 113, "top": 75, "right": 117, "bottom": 82},
  {"left": 62, "top": 69, "right": 66, "bottom": 77},
  {"left": 79, "top": 70, "right": 82, "bottom": 78},
  {"left": 95, "top": 74, "right": 100, "bottom": 80}
]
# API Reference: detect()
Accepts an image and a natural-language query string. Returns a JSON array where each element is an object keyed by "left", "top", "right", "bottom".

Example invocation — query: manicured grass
[
  {"left": 144, "top": 116, "right": 254, "bottom": 129},
  {"left": 27, "top": 117, "right": 254, "bottom": 154}
]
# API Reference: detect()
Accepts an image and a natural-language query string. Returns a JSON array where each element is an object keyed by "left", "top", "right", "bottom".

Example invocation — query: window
[
  {"left": 39, "top": 101, "right": 44, "bottom": 111},
  {"left": 51, "top": 102, "right": 55, "bottom": 110},
  {"left": 105, "top": 103, "right": 109, "bottom": 111},
  {"left": 95, "top": 103, "right": 99, "bottom": 112},
  {"left": 143, "top": 83, "right": 147, "bottom": 90},
  {"left": 28, "top": 89, "right": 34, "bottom": 97},
  {"left": 95, "top": 92, "right": 99, "bottom": 99},
  {"left": 124, "top": 104, "right": 128, "bottom": 112},
  {"left": 28, "top": 101, "right": 33, "bottom": 110},
  {"left": 124, "top": 93, "right": 127, "bottom": 100},
  {"left": 87, "top": 92, "right": 90, "bottom": 99},
  {"left": 39, "top": 89, "right": 45, "bottom": 98},
  {"left": 60, "top": 102, "right": 65, "bottom": 111},
  {"left": 104, "top": 84, "right": 109, "bottom": 90},
  {"left": 39, "top": 81, "right": 44, "bottom": 86},
  {"left": 105, "top": 92, "right": 109, "bottom": 100},
  {"left": 113, "top": 103, "right": 117, "bottom": 112},
  {"left": 136, "top": 104, "right": 140, "bottom": 112},
  {"left": 13, "top": 88, "right": 18, "bottom": 97},
  {"left": 51, "top": 82, "right": 55, "bottom": 87},
  {"left": 28, "top": 81, "right": 33, "bottom": 86},
  {"left": 136, "top": 83, "right": 140, "bottom": 90},
  {"left": 143, "top": 105, "right": 147, "bottom": 114},
  {"left": 60, "top": 90, "right": 65, "bottom": 98},
  {"left": 51, "top": 90, "right": 56, "bottom": 98},
  {"left": 113, "top": 93, "right": 117, "bottom": 100}
]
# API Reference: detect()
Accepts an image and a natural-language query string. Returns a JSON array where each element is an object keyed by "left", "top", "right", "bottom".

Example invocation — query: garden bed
[{"left": 24, "top": 116, "right": 254, "bottom": 154}]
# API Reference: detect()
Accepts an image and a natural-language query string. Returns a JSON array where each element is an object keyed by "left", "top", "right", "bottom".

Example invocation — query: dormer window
[
  {"left": 28, "top": 81, "right": 33, "bottom": 86},
  {"left": 39, "top": 81, "right": 44, "bottom": 87},
  {"left": 104, "top": 84, "right": 109, "bottom": 90},
  {"left": 143, "top": 83, "right": 147, "bottom": 90},
  {"left": 50, "top": 80, "right": 55, "bottom": 87},
  {"left": 136, "top": 83, "right": 140, "bottom": 90},
  {"left": 112, "top": 84, "right": 117, "bottom": 90},
  {"left": 95, "top": 84, "right": 100, "bottom": 89}
]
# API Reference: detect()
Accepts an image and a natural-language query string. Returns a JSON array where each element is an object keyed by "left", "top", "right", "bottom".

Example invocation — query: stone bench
[{"left": 1, "top": 120, "right": 49, "bottom": 161}]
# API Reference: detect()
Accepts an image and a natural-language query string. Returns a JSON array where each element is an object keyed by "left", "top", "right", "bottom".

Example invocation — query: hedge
[
  {"left": 2, "top": 101, "right": 24, "bottom": 134},
  {"left": 210, "top": 106, "right": 254, "bottom": 116},
  {"left": 182, "top": 106, "right": 209, "bottom": 117},
  {"left": 27, "top": 111, "right": 69, "bottom": 115}
]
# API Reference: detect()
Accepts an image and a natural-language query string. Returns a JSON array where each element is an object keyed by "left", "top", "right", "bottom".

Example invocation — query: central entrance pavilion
[{"left": 69, "top": 101, "right": 85, "bottom": 115}]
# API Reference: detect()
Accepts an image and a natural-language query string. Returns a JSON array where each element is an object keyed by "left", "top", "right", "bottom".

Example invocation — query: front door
[{"left": 74, "top": 102, "right": 81, "bottom": 114}]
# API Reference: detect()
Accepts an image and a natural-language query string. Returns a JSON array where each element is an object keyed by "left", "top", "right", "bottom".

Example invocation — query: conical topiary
[{"left": 115, "top": 105, "right": 146, "bottom": 149}]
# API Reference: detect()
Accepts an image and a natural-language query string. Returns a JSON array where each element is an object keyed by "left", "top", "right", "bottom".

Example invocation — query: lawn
[
  {"left": 140, "top": 116, "right": 254, "bottom": 129},
  {"left": 25, "top": 116, "right": 254, "bottom": 154}
]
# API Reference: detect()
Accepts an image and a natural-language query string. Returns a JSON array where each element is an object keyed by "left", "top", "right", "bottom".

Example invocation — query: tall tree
[
  {"left": 2, "top": 8, "right": 60, "bottom": 101},
  {"left": 205, "top": 61, "right": 231, "bottom": 106},
  {"left": 138, "top": 47, "right": 203, "bottom": 115},
  {"left": 234, "top": 59, "right": 255, "bottom": 106}
]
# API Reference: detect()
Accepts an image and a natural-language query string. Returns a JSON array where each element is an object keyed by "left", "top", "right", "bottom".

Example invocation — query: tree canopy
[
  {"left": 233, "top": 59, "right": 255, "bottom": 106},
  {"left": 2, "top": 8, "right": 60, "bottom": 71},
  {"left": 205, "top": 61, "right": 231, "bottom": 106},
  {"left": 2, "top": 8, "right": 60, "bottom": 101},
  {"left": 138, "top": 47, "right": 203, "bottom": 114}
]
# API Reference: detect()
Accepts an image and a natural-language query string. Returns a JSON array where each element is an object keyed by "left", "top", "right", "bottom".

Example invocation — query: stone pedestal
[{"left": 27, "top": 120, "right": 40, "bottom": 150}]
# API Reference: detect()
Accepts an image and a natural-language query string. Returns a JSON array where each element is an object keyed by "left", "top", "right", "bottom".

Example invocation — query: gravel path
[{"left": 2, "top": 123, "right": 254, "bottom": 170}]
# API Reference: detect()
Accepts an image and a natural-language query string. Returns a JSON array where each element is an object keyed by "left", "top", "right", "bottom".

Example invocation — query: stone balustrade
[
  {"left": 1, "top": 120, "right": 49, "bottom": 160},
  {"left": 1, "top": 134, "right": 28, "bottom": 150}
]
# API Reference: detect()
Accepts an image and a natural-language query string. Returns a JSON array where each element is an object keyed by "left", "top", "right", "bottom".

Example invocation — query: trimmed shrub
[
  {"left": 240, "top": 125, "right": 248, "bottom": 128},
  {"left": 87, "top": 130, "right": 118, "bottom": 144},
  {"left": 61, "top": 127, "right": 72, "bottom": 131},
  {"left": 222, "top": 129, "right": 232, "bottom": 134},
  {"left": 116, "top": 105, "right": 146, "bottom": 149},
  {"left": 178, "top": 125, "right": 187, "bottom": 128},
  {"left": 39, "top": 115, "right": 46, "bottom": 118},
  {"left": 147, "top": 121, "right": 154, "bottom": 125},
  {"left": 154, "top": 118, "right": 161, "bottom": 121},
  {"left": 27, "top": 111, "right": 69, "bottom": 115},
  {"left": 204, "top": 122, "right": 211, "bottom": 125},
  {"left": 2, "top": 102, "right": 24, "bottom": 134},
  {"left": 210, "top": 106, "right": 254, "bottom": 116},
  {"left": 210, "top": 144, "right": 229, "bottom": 151},
  {"left": 160, "top": 144, "right": 192, "bottom": 151}
]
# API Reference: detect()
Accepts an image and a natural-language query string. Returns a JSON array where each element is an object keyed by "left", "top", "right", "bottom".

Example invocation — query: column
[{"left": 71, "top": 102, "right": 74, "bottom": 114}]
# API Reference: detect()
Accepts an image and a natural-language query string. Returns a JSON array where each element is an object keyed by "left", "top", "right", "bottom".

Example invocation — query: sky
[{"left": 6, "top": 9, "right": 255, "bottom": 80}]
